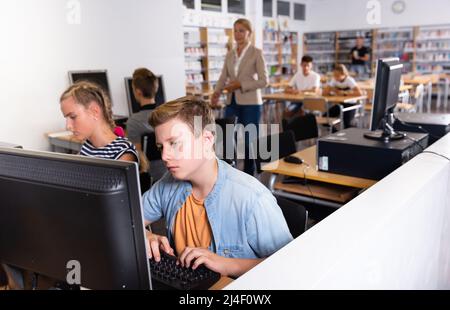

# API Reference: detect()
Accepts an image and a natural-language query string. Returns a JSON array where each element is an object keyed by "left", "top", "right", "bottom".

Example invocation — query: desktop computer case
[{"left": 317, "top": 128, "right": 428, "bottom": 180}]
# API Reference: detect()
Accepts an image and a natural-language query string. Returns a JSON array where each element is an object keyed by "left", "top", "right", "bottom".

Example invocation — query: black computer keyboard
[{"left": 149, "top": 251, "right": 221, "bottom": 290}]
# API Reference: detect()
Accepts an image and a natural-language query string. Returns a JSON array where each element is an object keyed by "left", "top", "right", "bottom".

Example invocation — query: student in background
[
  {"left": 126, "top": 68, "right": 158, "bottom": 149},
  {"left": 211, "top": 18, "right": 268, "bottom": 176},
  {"left": 125, "top": 68, "right": 168, "bottom": 182},
  {"left": 323, "top": 64, "right": 363, "bottom": 128},
  {"left": 350, "top": 36, "right": 371, "bottom": 79},
  {"left": 283, "top": 55, "right": 321, "bottom": 118},
  {"left": 60, "top": 81, "right": 139, "bottom": 163},
  {"left": 143, "top": 97, "right": 292, "bottom": 278}
]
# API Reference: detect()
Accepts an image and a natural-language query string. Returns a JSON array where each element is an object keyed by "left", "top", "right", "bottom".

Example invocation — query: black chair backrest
[
  {"left": 252, "top": 130, "right": 296, "bottom": 173},
  {"left": 282, "top": 113, "right": 318, "bottom": 142},
  {"left": 215, "top": 117, "right": 237, "bottom": 166},
  {"left": 275, "top": 196, "right": 308, "bottom": 238},
  {"left": 0, "top": 265, "right": 7, "bottom": 286},
  {"left": 142, "top": 132, "right": 161, "bottom": 161}
]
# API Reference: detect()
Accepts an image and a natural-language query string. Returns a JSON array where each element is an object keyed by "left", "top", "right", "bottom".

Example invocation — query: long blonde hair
[{"left": 60, "top": 81, "right": 115, "bottom": 129}]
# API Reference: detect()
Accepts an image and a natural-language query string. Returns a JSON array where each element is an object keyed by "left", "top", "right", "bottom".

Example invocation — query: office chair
[
  {"left": 302, "top": 98, "right": 342, "bottom": 133},
  {"left": 282, "top": 113, "right": 319, "bottom": 142},
  {"left": 251, "top": 130, "right": 297, "bottom": 174},
  {"left": 413, "top": 84, "right": 425, "bottom": 113},
  {"left": 142, "top": 132, "right": 161, "bottom": 161},
  {"left": 0, "top": 265, "right": 7, "bottom": 287},
  {"left": 141, "top": 132, "right": 166, "bottom": 189},
  {"left": 214, "top": 116, "right": 238, "bottom": 167},
  {"left": 275, "top": 196, "right": 308, "bottom": 238}
]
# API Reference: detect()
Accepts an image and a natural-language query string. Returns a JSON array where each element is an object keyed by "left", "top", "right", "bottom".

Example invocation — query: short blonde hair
[
  {"left": 149, "top": 96, "right": 215, "bottom": 136},
  {"left": 234, "top": 18, "right": 253, "bottom": 35},
  {"left": 60, "top": 81, "right": 115, "bottom": 129}
]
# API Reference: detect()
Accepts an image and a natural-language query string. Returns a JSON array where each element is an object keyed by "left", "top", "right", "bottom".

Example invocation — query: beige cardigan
[{"left": 214, "top": 45, "right": 269, "bottom": 105}]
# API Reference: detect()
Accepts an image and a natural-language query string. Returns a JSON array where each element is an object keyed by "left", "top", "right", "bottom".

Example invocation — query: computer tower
[
  {"left": 394, "top": 112, "right": 450, "bottom": 145},
  {"left": 317, "top": 128, "right": 428, "bottom": 180}
]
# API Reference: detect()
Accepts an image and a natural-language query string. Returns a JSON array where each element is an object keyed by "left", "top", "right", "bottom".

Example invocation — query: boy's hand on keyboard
[
  {"left": 146, "top": 232, "right": 175, "bottom": 262},
  {"left": 178, "top": 247, "right": 227, "bottom": 276}
]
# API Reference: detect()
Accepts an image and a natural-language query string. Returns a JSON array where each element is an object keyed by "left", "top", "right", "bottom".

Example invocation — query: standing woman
[
  {"left": 211, "top": 18, "right": 269, "bottom": 175},
  {"left": 60, "top": 81, "right": 139, "bottom": 163}
]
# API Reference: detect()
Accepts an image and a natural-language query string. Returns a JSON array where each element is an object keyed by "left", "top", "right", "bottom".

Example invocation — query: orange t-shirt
[{"left": 173, "top": 194, "right": 213, "bottom": 256}]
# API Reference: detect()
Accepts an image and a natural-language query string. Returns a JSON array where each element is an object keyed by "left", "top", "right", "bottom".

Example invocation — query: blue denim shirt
[{"left": 142, "top": 160, "right": 293, "bottom": 259}]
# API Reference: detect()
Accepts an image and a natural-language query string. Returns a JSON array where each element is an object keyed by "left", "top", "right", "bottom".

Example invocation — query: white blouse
[{"left": 233, "top": 42, "right": 251, "bottom": 76}]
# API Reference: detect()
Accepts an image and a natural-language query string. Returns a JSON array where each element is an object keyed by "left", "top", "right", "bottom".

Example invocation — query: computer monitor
[
  {"left": 0, "top": 148, "right": 151, "bottom": 290},
  {"left": 68, "top": 70, "right": 112, "bottom": 100},
  {"left": 125, "top": 75, "right": 166, "bottom": 115},
  {"left": 364, "top": 58, "right": 404, "bottom": 141}
]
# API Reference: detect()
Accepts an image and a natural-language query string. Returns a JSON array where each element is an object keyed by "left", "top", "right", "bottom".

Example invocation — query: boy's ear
[
  {"left": 134, "top": 87, "right": 143, "bottom": 98},
  {"left": 203, "top": 128, "right": 215, "bottom": 146}
]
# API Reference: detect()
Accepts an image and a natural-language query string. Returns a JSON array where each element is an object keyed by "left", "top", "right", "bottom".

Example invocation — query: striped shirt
[{"left": 80, "top": 137, "right": 139, "bottom": 163}]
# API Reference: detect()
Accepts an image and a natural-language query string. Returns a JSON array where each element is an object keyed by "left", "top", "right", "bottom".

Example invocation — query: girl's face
[
  {"left": 61, "top": 96, "right": 97, "bottom": 140},
  {"left": 334, "top": 71, "right": 345, "bottom": 81},
  {"left": 234, "top": 23, "right": 250, "bottom": 46}
]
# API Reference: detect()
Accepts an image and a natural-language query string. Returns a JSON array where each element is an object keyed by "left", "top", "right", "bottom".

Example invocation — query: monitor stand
[{"left": 364, "top": 113, "right": 406, "bottom": 142}]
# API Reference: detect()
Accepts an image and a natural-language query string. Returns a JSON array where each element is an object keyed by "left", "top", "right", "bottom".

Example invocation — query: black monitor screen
[
  {"left": 369, "top": 58, "right": 403, "bottom": 131},
  {"left": 0, "top": 148, "right": 150, "bottom": 290},
  {"left": 68, "top": 70, "right": 111, "bottom": 100},
  {"left": 125, "top": 76, "right": 166, "bottom": 115}
]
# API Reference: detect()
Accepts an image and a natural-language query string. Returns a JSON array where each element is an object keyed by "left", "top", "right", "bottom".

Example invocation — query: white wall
[
  {"left": 0, "top": 0, "right": 185, "bottom": 151},
  {"left": 307, "top": 0, "right": 450, "bottom": 32},
  {"left": 228, "top": 134, "right": 450, "bottom": 289}
]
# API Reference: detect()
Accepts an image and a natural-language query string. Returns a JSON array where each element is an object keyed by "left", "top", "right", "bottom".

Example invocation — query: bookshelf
[
  {"left": 303, "top": 23, "right": 450, "bottom": 77},
  {"left": 373, "top": 27, "right": 414, "bottom": 74},
  {"left": 263, "top": 29, "right": 299, "bottom": 84},
  {"left": 303, "top": 31, "right": 336, "bottom": 75},
  {"left": 184, "top": 26, "right": 233, "bottom": 94},
  {"left": 415, "top": 25, "right": 450, "bottom": 74}
]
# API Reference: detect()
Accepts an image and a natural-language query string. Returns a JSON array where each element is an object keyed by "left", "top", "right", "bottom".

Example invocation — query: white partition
[{"left": 227, "top": 134, "right": 450, "bottom": 290}]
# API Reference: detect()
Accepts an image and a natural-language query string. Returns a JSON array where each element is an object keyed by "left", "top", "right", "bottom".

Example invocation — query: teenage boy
[
  {"left": 142, "top": 97, "right": 293, "bottom": 278},
  {"left": 126, "top": 68, "right": 158, "bottom": 149},
  {"left": 284, "top": 55, "right": 321, "bottom": 118},
  {"left": 126, "top": 68, "right": 166, "bottom": 181}
]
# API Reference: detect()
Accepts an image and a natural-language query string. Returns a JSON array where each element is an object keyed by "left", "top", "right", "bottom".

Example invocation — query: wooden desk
[
  {"left": 262, "top": 92, "right": 367, "bottom": 104},
  {"left": 358, "top": 80, "right": 412, "bottom": 92},
  {"left": 262, "top": 146, "right": 377, "bottom": 208},
  {"left": 269, "top": 81, "right": 290, "bottom": 89},
  {"left": 47, "top": 131, "right": 83, "bottom": 153},
  {"left": 402, "top": 74, "right": 440, "bottom": 85},
  {"left": 209, "top": 277, "right": 233, "bottom": 290}
]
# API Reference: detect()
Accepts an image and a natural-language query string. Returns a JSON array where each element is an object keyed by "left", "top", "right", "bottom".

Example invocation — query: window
[
  {"left": 277, "top": 1, "right": 290, "bottom": 17},
  {"left": 263, "top": 0, "right": 273, "bottom": 17},
  {"left": 294, "top": 3, "right": 305, "bottom": 21},
  {"left": 228, "top": 0, "right": 246, "bottom": 15},
  {"left": 183, "top": 0, "right": 195, "bottom": 9},
  {"left": 201, "top": 0, "right": 222, "bottom": 12}
]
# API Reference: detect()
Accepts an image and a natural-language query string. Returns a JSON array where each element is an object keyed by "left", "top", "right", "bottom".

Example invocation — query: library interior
[{"left": 0, "top": 0, "right": 449, "bottom": 291}]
